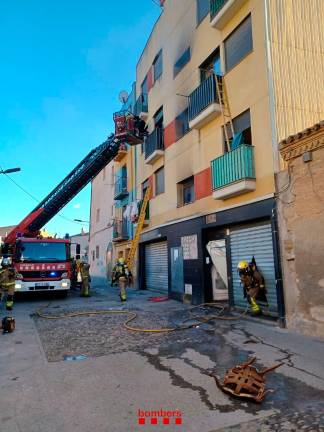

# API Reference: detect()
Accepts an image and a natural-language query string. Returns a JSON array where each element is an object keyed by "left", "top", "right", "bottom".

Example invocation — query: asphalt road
[{"left": 1, "top": 286, "right": 324, "bottom": 432}]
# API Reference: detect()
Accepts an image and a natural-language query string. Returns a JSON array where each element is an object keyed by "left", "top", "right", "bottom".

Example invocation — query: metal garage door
[
  {"left": 145, "top": 241, "right": 168, "bottom": 292},
  {"left": 230, "top": 223, "right": 278, "bottom": 316}
]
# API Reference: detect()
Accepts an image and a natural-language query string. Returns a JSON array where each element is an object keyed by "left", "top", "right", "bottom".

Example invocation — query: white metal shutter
[
  {"left": 230, "top": 223, "right": 278, "bottom": 316},
  {"left": 145, "top": 241, "right": 168, "bottom": 292}
]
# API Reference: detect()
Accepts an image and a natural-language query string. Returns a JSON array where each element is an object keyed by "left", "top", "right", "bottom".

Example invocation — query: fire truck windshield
[{"left": 17, "top": 242, "right": 68, "bottom": 262}]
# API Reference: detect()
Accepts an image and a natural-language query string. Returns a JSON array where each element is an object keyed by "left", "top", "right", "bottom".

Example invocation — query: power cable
[{"left": 0, "top": 164, "right": 86, "bottom": 227}]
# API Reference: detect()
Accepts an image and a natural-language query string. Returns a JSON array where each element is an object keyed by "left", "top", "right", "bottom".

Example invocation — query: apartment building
[
  {"left": 89, "top": 162, "right": 115, "bottom": 285},
  {"left": 129, "top": 0, "right": 323, "bottom": 323},
  {"left": 90, "top": 0, "right": 324, "bottom": 322}
]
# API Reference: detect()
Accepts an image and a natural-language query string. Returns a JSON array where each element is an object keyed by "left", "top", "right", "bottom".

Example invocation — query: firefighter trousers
[
  {"left": 118, "top": 277, "right": 127, "bottom": 301},
  {"left": 80, "top": 278, "right": 90, "bottom": 297},
  {"left": 0, "top": 283, "right": 15, "bottom": 310}
]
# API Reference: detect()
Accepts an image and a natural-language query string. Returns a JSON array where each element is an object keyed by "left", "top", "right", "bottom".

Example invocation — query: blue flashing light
[{"left": 50, "top": 271, "right": 57, "bottom": 277}]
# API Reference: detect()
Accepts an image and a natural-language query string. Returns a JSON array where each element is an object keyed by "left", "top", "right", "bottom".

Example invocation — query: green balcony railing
[
  {"left": 210, "top": 0, "right": 229, "bottom": 20},
  {"left": 211, "top": 144, "right": 255, "bottom": 190}
]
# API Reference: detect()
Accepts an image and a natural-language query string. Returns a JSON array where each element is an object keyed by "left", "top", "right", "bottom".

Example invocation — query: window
[
  {"left": 224, "top": 15, "right": 253, "bottom": 72},
  {"left": 223, "top": 109, "right": 252, "bottom": 151},
  {"left": 175, "top": 109, "right": 190, "bottom": 140},
  {"left": 154, "top": 106, "right": 163, "bottom": 128},
  {"left": 174, "top": 47, "right": 191, "bottom": 77},
  {"left": 200, "top": 47, "right": 221, "bottom": 82},
  {"left": 92, "top": 250, "right": 95, "bottom": 261},
  {"left": 178, "top": 176, "right": 195, "bottom": 206},
  {"left": 96, "top": 208, "right": 100, "bottom": 223},
  {"left": 155, "top": 167, "right": 165, "bottom": 195},
  {"left": 96, "top": 245, "right": 99, "bottom": 259},
  {"left": 142, "top": 179, "right": 149, "bottom": 199},
  {"left": 153, "top": 50, "right": 163, "bottom": 81},
  {"left": 197, "top": 0, "right": 209, "bottom": 25},
  {"left": 141, "top": 76, "right": 148, "bottom": 95}
]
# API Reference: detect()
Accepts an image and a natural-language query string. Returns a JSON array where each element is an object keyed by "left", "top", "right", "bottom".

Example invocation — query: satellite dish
[{"left": 118, "top": 90, "right": 129, "bottom": 104}]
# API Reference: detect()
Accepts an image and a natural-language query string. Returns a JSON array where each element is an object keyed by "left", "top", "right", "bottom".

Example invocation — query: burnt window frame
[
  {"left": 174, "top": 47, "right": 191, "bottom": 77},
  {"left": 177, "top": 176, "right": 195, "bottom": 207}
]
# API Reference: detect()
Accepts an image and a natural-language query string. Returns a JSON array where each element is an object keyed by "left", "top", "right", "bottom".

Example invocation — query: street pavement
[{"left": 0, "top": 285, "right": 323, "bottom": 432}]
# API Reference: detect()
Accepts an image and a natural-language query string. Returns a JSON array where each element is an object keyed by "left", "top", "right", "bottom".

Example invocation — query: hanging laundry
[
  {"left": 123, "top": 205, "right": 131, "bottom": 219},
  {"left": 130, "top": 202, "right": 139, "bottom": 223}
]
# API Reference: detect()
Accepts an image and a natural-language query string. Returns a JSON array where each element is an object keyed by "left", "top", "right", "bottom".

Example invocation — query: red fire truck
[{"left": 1, "top": 113, "right": 145, "bottom": 295}]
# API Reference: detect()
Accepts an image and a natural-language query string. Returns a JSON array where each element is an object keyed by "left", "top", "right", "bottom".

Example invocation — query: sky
[{"left": 0, "top": 0, "right": 160, "bottom": 237}]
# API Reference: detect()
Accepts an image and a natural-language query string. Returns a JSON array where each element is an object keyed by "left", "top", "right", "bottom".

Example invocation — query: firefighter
[
  {"left": 0, "top": 258, "right": 17, "bottom": 311},
  {"left": 80, "top": 261, "right": 91, "bottom": 297},
  {"left": 237, "top": 257, "right": 268, "bottom": 316},
  {"left": 111, "top": 257, "right": 131, "bottom": 302}
]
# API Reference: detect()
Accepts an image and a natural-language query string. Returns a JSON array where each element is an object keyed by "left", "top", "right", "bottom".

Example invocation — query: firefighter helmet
[
  {"left": 118, "top": 257, "right": 125, "bottom": 265},
  {"left": 237, "top": 261, "right": 249, "bottom": 271},
  {"left": 1, "top": 257, "right": 11, "bottom": 267}
]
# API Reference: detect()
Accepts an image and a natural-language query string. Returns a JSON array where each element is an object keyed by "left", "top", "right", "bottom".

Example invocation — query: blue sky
[{"left": 0, "top": 0, "right": 160, "bottom": 236}]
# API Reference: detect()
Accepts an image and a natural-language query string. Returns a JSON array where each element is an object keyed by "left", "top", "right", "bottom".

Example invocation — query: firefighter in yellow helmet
[
  {"left": 237, "top": 257, "right": 268, "bottom": 316},
  {"left": 80, "top": 261, "right": 91, "bottom": 297},
  {"left": 0, "top": 258, "right": 17, "bottom": 311},
  {"left": 111, "top": 257, "right": 132, "bottom": 302}
]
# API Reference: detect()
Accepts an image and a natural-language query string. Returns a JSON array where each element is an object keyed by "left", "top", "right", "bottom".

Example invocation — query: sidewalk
[{"left": 0, "top": 286, "right": 323, "bottom": 432}]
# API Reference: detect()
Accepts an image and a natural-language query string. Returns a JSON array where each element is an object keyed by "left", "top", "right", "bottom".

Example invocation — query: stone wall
[{"left": 278, "top": 123, "right": 324, "bottom": 337}]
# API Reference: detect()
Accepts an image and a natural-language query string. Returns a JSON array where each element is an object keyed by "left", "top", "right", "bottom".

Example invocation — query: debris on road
[{"left": 210, "top": 357, "right": 283, "bottom": 403}]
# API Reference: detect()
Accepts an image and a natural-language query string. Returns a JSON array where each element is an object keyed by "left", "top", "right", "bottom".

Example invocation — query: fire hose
[{"left": 35, "top": 303, "right": 247, "bottom": 333}]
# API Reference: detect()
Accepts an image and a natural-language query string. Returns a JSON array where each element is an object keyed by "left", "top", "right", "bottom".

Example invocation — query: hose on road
[{"left": 35, "top": 302, "right": 247, "bottom": 334}]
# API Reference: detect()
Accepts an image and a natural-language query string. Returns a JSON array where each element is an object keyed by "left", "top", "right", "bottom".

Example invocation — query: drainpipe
[
  {"left": 271, "top": 201, "right": 286, "bottom": 328},
  {"left": 264, "top": 0, "right": 279, "bottom": 174}
]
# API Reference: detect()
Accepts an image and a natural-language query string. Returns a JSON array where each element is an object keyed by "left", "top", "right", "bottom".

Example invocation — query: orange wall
[{"left": 194, "top": 167, "right": 212, "bottom": 200}]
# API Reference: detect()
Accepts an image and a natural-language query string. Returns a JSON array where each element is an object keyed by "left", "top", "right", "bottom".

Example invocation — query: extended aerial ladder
[{"left": 5, "top": 110, "right": 147, "bottom": 248}]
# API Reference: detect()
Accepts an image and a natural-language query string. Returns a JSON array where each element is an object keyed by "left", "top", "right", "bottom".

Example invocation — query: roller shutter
[
  {"left": 230, "top": 223, "right": 278, "bottom": 316},
  {"left": 145, "top": 241, "right": 168, "bottom": 292}
]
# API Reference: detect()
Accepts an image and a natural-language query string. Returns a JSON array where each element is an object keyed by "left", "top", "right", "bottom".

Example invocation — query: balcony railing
[
  {"left": 211, "top": 144, "right": 255, "bottom": 190},
  {"left": 134, "top": 94, "right": 148, "bottom": 116},
  {"left": 145, "top": 128, "right": 164, "bottom": 160},
  {"left": 112, "top": 220, "right": 129, "bottom": 241},
  {"left": 188, "top": 75, "right": 220, "bottom": 123},
  {"left": 114, "top": 176, "right": 128, "bottom": 200},
  {"left": 210, "top": 0, "right": 229, "bottom": 20}
]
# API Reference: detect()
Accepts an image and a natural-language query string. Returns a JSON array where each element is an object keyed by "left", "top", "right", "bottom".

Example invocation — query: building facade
[
  {"left": 89, "top": 163, "right": 115, "bottom": 285},
  {"left": 132, "top": 0, "right": 323, "bottom": 323},
  {"left": 90, "top": 0, "right": 324, "bottom": 325},
  {"left": 70, "top": 230, "right": 89, "bottom": 262},
  {"left": 278, "top": 121, "right": 324, "bottom": 337}
]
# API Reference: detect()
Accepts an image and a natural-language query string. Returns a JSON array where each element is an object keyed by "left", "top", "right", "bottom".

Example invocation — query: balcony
[
  {"left": 114, "top": 176, "right": 128, "bottom": 200},
  {"left": 112, "top": 220, "right": 129, "bottom": 242},
  {"left": 188, "top": 75, "right": 221, "bottom": 130},
  {"left": 134, "top": 94, "right": 148, "bottom": 120},
  {"left": 211, "top": 144, "right": 256, "bottom": 200},
  {"left": 114, "top": 143, "right": 128, "bottom": 162},
  {"left": 144, "top": 128, "right": 164, "bottom": 164},
  {"left": 210, "top": 0, "right": 248, "bottom": 29}
]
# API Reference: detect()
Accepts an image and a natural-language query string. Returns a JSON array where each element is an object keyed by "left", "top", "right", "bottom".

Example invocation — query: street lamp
[{"left": 0, "top": 167, "right": 21, "bottom": 174}]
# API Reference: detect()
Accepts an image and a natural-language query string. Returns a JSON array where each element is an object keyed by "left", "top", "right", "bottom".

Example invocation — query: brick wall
[{"left": 278, "top": 124, "right": 324, "bottom": 337}]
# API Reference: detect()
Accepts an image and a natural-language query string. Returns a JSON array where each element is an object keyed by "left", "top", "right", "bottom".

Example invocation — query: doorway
[{"left": 206, "top": 239, "right": 229, "bottom": 301}]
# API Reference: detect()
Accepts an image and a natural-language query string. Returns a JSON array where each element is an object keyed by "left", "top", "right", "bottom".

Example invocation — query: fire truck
[{"left": 1, "top": 111, "right": 144, "bottom": 295}]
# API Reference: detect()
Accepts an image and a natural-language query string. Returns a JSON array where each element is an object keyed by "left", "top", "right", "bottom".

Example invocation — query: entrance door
[
  {"left": 170, "top": 247, "right": 184, "bottom": 296},
  {"left": 206, "top": 239, "right": 228, "bottom": 301},
  {"left": 145, "top": 241, "right": 168, "bottom": 292},
  {"left": 230, "top": 223, "right": 278, "bottom": 316}
]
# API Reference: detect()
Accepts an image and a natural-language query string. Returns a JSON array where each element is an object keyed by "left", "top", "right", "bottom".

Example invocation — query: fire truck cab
[{"left": 13, "top": 237, "right": 72, "bottom": 293}]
